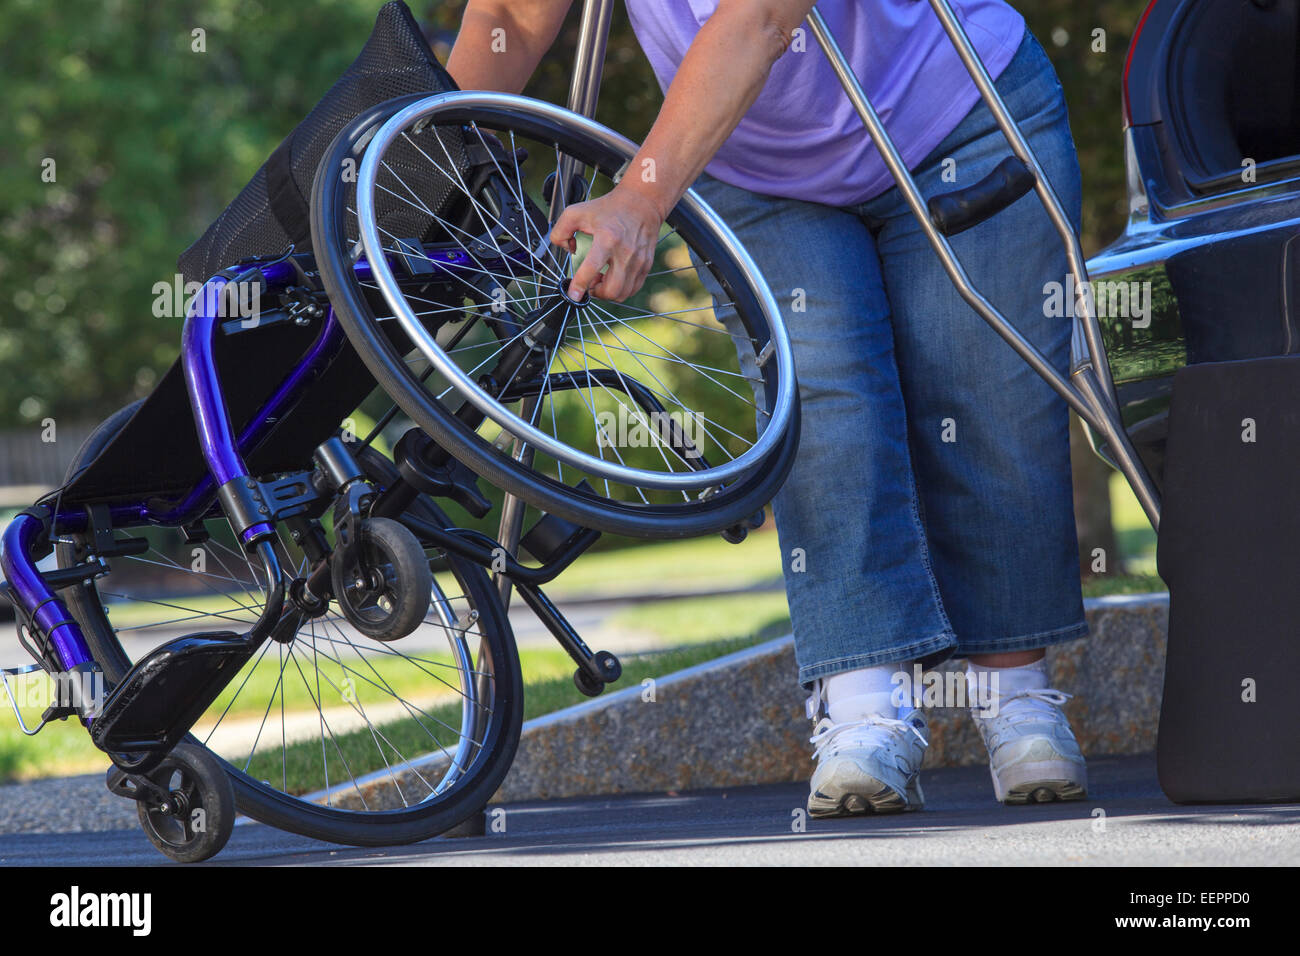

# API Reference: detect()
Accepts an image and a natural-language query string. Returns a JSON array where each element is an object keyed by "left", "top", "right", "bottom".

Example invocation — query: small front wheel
[
  {"left": 574, "top": 668, "right": 604, "bottom": 698},
  {"left": 330, "top": 516, "right": 433, "bottom": 642},
  {"left": 135, "top": 742, "right": 236, "bottom": 864},
  {"left": 594, "top": 650, "right": 622, "bottom": 683}
]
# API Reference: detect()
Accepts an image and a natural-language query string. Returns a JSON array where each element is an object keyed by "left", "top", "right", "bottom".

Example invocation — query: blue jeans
[{"left": 691, "top": 32, "right": 1087, "bottom": 687}]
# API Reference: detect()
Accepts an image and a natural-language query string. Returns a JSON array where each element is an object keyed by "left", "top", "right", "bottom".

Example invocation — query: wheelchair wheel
[
  {"left": 134, "top": 742, "right": 235, "bottom": 864},
  {"left": 57, "top": 408, "right": 523, "bottom": 848},
  {"left": 311, "top": 92, "right": 800, "bottom": 539}
]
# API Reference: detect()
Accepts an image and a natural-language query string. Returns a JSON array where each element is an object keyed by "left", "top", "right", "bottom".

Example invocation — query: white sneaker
[
  {"left": 807, "top": 708, "right": 928, "bottom": 817},
  {"left": 971, "top": 685, "right": 1088, "bottom": 804}
]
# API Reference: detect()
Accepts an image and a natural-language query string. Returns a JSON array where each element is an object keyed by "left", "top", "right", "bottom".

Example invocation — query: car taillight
[{"left": 1122, "top": 0, "right": 1161, "bottom": 127}]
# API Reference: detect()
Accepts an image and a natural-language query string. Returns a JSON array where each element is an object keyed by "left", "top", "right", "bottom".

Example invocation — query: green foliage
[
  {"left": 0, "top": 0, "right": 437, "bottom": 426},
  {"left": 1016, "top": 1, "right": 1152, "bottom": 252},
  {"left": 0, "top": 0, "right": 1151, "bottom": 428}
]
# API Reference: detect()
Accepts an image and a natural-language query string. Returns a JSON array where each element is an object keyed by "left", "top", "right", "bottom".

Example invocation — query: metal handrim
[{"left": 354, "top": 90, "right": 798, "bottom": 491}]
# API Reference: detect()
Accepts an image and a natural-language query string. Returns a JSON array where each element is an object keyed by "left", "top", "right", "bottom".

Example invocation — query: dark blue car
[{"left": 1086, "top": 0, "right": 1300, "bottom": 485}]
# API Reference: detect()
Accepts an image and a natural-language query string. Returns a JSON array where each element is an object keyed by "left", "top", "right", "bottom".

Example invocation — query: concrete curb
[{"left": 333, "top": 592, "right": 1169, "bottom": 808}]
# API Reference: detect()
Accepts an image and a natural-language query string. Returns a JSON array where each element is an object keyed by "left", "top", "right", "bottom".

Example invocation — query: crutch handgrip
[{"left": 927, "top": 156, "right": 1035, "bottom": 237}]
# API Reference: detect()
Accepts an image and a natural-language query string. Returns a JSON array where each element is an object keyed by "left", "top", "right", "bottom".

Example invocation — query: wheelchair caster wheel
[
  {"left": 574, "top": 651, "right": 621, "bottom": 697},
  {"left": 331, "top": 516, "right": 432, "bottom": 641},
  {"left": 594, "top": 650, "right": 622, "bottom": 683},
  {"left": 574, "top": 668, "right": 604, "bottom": 697},
  {"left": 722, "top": 508, "right": 766, "bottom": 544},
  {"left": 134, "top": 743, "right": 235, "bottom": 864}
]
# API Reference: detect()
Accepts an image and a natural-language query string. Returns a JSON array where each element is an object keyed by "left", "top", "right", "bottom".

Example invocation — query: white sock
[
  {"left": 966, "top": 658, "right": 1048, "bottom": 700},
  {"left": 826, "top": 662, "right": 907, "bottom": 722}
]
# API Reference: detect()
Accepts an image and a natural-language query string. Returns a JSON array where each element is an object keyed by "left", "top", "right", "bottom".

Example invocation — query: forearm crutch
[{"left": 806, "top": 1, "right": 1161, "bottom": 531}]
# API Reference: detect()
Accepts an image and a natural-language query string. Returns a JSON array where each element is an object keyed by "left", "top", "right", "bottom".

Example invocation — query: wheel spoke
[{"left": 348, "top": 107, "right": 786, "bottom": 507}]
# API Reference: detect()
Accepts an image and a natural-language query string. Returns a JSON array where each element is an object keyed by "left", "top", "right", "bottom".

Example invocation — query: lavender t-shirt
[{"left": 623, "top": 0, "right": 1026, "bottom": 206}]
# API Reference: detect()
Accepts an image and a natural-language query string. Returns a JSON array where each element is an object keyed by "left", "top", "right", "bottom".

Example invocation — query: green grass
[
  {"left": 0, "top": 644, "right": 578, "bottom": 784},
  {"left": 0, "top": 716, "right": 113, "bottom": 781},
  {"left": 243, "top": 631, "right": 776, "bottom": 796},
  {"left": 242, "top": 592, "right": 794, "bottom": 795},
  {"left": 1110, "top": 470, "right": 1159, "bottom": 576},
  {"left": 99, "top": 591, "right": 262, "bottom": 629},
  {"left": 541, "top": 529, "right": 783, "bottom": 599},
  {"left": 94, "top": 527, "right": 784, "bottom": 636},
  {"left": 1081, "top": 573, "right": 1165, "bottom": 597},
  {"left": 607, "top": 589, "right": 791, "bottom": 645},
  {"left": 202, "top": 639, "right": 475, "bottom": 723}
]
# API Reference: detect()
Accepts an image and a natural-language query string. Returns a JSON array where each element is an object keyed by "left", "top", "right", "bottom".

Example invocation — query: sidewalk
[{"left": 5, "top": 753, "right": 1297, "bottom": 866}]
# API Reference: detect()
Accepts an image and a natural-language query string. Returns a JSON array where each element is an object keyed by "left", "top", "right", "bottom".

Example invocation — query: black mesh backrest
[{"left": 177, "top": 1, "right": 469, "bottom": 285}]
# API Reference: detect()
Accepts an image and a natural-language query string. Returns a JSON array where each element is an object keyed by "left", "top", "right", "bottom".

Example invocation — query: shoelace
[{"left": 808, "top": 713, "right": 929, "bottom": 763}]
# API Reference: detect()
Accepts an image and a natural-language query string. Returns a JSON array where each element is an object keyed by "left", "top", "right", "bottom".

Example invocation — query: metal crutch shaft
[{"left": 805, "top": 3, "right": 1161, "bottom": 529}]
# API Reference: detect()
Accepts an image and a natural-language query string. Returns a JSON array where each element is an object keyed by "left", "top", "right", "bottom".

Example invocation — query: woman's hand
[{"left": 549, "top": 184, "right": 665, "bottom": 302}]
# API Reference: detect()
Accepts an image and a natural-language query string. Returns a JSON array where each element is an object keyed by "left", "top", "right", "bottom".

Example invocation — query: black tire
[
  {"left": 593, "top": 649, "right": 621, "bottom": 683},
  {"left": 573, "top": 668, "right": 603, "bottom": 698},
  {"left": 330, "top": 516, "right": 432, "bottom": 642},
  {"left": 135, "top": 742, "right": 235, "bottom": 864},
  {"left": 58, "top": 407, "right": 525, "bottom": 848},
  {"left": 311, "top": 96, "right": 800, "bottom": 540}
]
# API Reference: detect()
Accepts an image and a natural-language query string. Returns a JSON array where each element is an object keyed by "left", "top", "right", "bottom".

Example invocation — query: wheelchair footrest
[{"left": 90, "top": 631, "right": 253, "bottom": 756}]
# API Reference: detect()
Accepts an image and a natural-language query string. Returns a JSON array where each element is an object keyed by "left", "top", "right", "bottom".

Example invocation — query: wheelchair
[{"left": 0, "top": 1, "right": 798, "bottom": 862}]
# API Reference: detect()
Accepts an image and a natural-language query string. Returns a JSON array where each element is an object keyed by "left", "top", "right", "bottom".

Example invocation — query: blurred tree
[
  {"left": 1015, "top": 0, "right": 1152, "bottom": 573},
  {"left": 1, "top": 0, "right": 1148, "bottom": 428},
  {"left": 1, "top": 0, "right": 405, "bottom": 428},
  {"left": 1, "top": 0, "right": 1151, "bottom": 564},
  {"left": 1019, "top": 0, "right": 1149, "bottom": 254}
]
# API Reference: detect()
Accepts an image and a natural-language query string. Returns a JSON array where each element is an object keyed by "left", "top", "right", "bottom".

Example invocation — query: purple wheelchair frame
[{"left": 0, "top": 247, "right": 484, "bottom": 685}]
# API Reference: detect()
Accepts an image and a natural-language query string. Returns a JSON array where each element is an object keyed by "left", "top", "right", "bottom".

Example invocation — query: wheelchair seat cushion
[{"left": 177, "top": 0, "right": 469, "bottom": 285}]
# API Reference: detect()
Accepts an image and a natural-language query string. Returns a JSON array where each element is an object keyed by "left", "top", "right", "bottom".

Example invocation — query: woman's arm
[
  {"left": 553, "top": 0, "right": 818, "bottom": 301},
  {"left": 445, "top": 0, "right": 573, "bottom": 93}
]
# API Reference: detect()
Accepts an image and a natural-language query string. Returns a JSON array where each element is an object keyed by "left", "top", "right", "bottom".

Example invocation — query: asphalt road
[{"left": 3, "top": 753, "right": 1297, "bottom": 867}]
